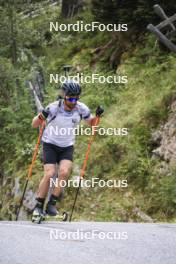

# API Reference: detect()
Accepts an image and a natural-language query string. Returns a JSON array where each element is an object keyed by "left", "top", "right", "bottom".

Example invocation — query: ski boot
[
  {"left": 32, "top": 206, "right": 45, "bottom": 224},
  {"left": 46, "top": 198, "right": 59, "bottom": 216},
  {"left": 32, "top": 199, "right": 45, "bottom": 224}
]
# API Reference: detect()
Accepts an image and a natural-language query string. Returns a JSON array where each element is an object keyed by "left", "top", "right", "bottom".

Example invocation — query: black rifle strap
[{"left": 46, "top": 99, "right": 62, "bottom": 126}]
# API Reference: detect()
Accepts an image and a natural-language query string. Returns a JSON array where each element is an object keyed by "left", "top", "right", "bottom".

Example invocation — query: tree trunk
[
  {"left": 61, "top": 0, "right": 83, "bottom": 18},
  {"left": 8, "top": 1, "right": 17, "bottom": 65},
  {"left": 61, "top": 0, "right": 70, "bottom": 18}
]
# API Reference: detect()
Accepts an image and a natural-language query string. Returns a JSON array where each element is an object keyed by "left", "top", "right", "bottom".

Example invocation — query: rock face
[
  {"left": 132, "top": 207, "right": 153, "bottom": 223},
  {"left": 152, "top": 101, "right": 176, "bottom": 166}
]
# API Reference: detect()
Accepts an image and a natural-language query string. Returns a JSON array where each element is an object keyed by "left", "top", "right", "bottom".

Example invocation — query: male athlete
[{"left": 31, "top": 80, "right": 104, "bottom": 218}]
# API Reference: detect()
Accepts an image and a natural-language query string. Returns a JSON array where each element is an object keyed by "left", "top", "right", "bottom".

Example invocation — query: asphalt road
[{"left": 0, "top": 221, "right": 175, "bottom": 264}]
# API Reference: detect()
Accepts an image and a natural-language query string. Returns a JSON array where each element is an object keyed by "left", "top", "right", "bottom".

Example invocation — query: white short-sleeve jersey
[{"left": 42, "top": 100, "right": 92, "bottom": 147}]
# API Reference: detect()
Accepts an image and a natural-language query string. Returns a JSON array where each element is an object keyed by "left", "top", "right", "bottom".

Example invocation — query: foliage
[{"left": 91, "top": 0, "right": 176, "bottom": 29}]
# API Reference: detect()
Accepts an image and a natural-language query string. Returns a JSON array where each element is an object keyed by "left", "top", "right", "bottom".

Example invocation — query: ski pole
[
  {"left": 15, "top": 121, "right": 45, "bottom": 221},
  {"left": 69, "top": 116, "right": 100, "bottom": 222}
]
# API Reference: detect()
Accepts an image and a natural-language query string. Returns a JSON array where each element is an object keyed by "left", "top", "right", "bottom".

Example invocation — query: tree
[
  {"left": 61, "top": 0, "right": 84, "bottom": 18},
  {"left": 91, "top": 0, "right": 117, "bottom": 24},
  {"left": 0, "top": 0, "right": 18, "bottom": 65},
  {"left": 91, "top": 0, "right": 176, "bottom": 29}
]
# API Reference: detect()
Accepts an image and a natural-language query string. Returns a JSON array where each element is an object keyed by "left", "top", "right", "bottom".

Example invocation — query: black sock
[
  {"left": 49, "top": 194, "right": 58, "bottom": 205},
  {"left": 36, "top": 197, "right": 45, "bottom": 208}
]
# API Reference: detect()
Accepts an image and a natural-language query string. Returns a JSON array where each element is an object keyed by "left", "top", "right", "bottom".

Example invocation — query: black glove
[
  {"left": 95, "top": 106, "right": 104, "bottom": 117},
  {"left": 38, "top": 109, "right": 49, "bottom": 120},
  {"left": 41, "top": 109, "right": 49, "bottom": 119}
]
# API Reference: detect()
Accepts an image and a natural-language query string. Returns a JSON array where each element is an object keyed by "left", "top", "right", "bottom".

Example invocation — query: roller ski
[
  {"left": 44, "top": 201, "right": 68, "bottom": 222},
  {"left": 44, "top": 211, "right": 68, "bottom": 222},
  {"left": 32, "top": 201, "right": 68, "bottom": 224}
]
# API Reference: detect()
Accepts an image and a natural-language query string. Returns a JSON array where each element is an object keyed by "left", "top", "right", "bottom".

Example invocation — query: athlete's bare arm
[{"left": 32, "top": 115, "right": 43, "bottom": 128}]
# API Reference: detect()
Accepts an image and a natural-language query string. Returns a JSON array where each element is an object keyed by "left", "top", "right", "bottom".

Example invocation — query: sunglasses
[{"left": 65, "top": 97, "right": 79, "bottom": 103}]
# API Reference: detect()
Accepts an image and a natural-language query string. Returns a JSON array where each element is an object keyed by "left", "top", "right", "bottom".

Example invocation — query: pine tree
[
  {"left": 91, "top": 0, "right": 176, "bottom": 29},
  {"left": 0, "top": 0, "right": 18, "bottom": 65},
  {"left": 61, "top": 0, "right": 84, "bottom": 18},
  {"left": 92, "top": 0, "right": 117, "bottom": 23}
]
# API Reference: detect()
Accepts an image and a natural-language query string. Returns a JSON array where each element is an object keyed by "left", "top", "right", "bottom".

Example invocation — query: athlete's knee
[
  {"left": 44, "top": 166, "right": 55, "bottom": 180},
  {"left": 59, "top": 167, "right": 70, "bottom": 178}
]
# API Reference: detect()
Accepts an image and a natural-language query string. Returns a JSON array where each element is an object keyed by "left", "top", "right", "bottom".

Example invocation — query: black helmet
[{"left": 61, "top": 80, "right": 81, "bottom": 96}]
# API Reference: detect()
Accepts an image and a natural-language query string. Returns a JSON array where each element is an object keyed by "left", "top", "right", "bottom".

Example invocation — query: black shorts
[{"left": 42, "top": 142, "right": 74, "bottom": 164}]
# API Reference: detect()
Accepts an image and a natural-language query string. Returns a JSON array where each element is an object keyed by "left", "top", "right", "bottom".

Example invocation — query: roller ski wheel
[{"left": 62, "top": 211, "right": 68, "bottom": 222}]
